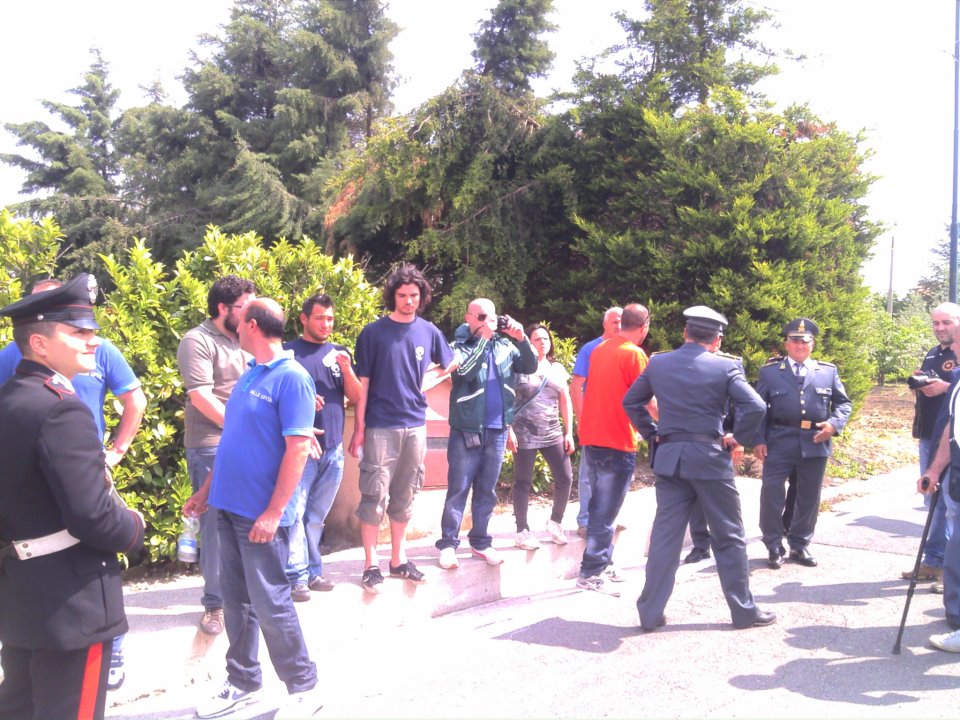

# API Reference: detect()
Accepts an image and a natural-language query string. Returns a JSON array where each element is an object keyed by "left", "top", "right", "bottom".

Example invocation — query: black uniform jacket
[{"left": 0, "top": 360, "right": 144, "bottom": 650}]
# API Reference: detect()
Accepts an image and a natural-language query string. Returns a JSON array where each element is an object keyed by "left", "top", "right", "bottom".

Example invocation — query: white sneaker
[
  {"left": 515, "top": 530, "right": 541, "bottom": 550},
  {"left": 471, "top": 546, "right": 503, "bottom": 565},
  {"left": 439, "top": 546, "right": 459, "bottom": 569},
  {"left": 546, "top": 519, "right": 568, "bottom": 545},
  {"left": 604, "top": 564, "right": 626, "bottom": 582},
  {"left": 274, "top": 686, "right": 323, "bottom": 720},
  {"left": 575, "top": 575, "right": 621, "bottom": 597},
  {"left": 930, "top": 629, "right": 960, "bottom": 652},
  {"left": 197, "top": 680, "right": 263, "bottom": 719}
]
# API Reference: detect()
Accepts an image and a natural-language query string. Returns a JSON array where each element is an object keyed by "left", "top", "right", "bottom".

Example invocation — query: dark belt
[
  {"left": 658, "top": 433, "right": 722, "bottom": 445},
  {"left": 772, "top": 419, "right": 819, "bottom": 430}
]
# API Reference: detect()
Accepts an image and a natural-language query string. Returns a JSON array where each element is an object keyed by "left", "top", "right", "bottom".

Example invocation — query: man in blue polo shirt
[{"left": 184, "top": 298, "right": 322, "bottom": 720}]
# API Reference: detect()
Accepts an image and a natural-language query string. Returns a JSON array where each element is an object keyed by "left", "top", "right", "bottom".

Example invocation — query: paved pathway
[{"left": 106, "top": 466, "right": 960, "bottom": 719}]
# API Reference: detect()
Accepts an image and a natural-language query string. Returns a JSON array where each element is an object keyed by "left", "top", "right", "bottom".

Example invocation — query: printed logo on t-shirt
[
  {"left": 330, "top": 363, "right": 341, "bottom": 378},
  {"left": 249, "top": 389, "right": 274, "bottom": 404},
  {"left": 416, "top": 346, "right": 425, "bottom": 362}
]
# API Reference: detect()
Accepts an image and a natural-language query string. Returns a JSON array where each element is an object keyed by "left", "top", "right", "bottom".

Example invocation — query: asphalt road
[{"left": 106, "top": 466, "right": 960, "bottom": 719}]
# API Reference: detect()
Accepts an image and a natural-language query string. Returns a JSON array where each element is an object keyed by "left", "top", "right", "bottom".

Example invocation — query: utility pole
[
  {"left": 887, "top": 235, "right": 894, "bottom": 315},
  {"left": 951, "top": 0, "right": 960, "bottom": 302}
]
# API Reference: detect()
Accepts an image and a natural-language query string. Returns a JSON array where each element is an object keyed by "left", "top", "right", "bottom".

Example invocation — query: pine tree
[
  {"left": 177, "top": 0, "right": 397, "bottom": 240},
  {"left": 1, "top": 49, "right": 132, "bottom": 278}
]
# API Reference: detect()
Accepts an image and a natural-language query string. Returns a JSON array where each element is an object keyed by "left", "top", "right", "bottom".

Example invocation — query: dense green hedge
[{"left": 1, "top": 212, "right": 381, "bottom": 563}]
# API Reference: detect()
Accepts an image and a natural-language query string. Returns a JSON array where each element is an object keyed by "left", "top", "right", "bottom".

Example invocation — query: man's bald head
[{"left": 244, "top": 298, "right": 286, "bottom": 339}]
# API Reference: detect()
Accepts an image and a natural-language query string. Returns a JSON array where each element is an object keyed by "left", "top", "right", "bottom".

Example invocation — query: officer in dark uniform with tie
[
  {"left": 753, "top": 318, "right": 852, "bottom": 569},
  {"left": 624, "top": 306, "right": 775, "bottom": 631},
  {"left": 0, "top": 275, "right": 145, "bottom": 720}
]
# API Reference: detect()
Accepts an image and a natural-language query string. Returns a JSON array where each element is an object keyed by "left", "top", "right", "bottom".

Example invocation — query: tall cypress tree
[
  {"left": 547, "top": 0, "right": 879, "bottom": 398},
  {"left": 612, "top": 0, "right": 779, "bottom": 107},
  {"left": 326, "top": 0, "right": 566, "bottom": 326},
  {"left": 472, "top": 0, "right": 557, "bottom": 94}
]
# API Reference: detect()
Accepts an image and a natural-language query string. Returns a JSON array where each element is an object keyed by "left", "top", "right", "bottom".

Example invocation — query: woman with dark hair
[{"left": 508, "top": 323, "right": 575, "bottom": 549}]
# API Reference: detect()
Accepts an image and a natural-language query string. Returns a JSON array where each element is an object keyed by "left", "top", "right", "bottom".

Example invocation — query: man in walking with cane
[{"left": 921, "top": 325, "right": 960, "bottom": 652}]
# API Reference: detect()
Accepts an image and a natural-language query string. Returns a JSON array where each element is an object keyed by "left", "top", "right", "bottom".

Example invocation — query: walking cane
[{"left": 893, "top": 480, "right": 941, "bottom": 654}]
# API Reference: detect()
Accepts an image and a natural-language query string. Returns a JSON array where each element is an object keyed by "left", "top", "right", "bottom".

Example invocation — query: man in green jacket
[{"left": 435, "top": 298, "right": 536, "bottom": 569}]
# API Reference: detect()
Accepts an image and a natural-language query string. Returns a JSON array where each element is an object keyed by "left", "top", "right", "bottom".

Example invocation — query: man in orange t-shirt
[{"left": 576, "top": 303, "right": 654, "bottom": 595}]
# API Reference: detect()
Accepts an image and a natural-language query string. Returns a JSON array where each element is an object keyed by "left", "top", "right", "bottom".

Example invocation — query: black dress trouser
[{"left": 0, "top": 639, "right": 111, "bottom": 720}]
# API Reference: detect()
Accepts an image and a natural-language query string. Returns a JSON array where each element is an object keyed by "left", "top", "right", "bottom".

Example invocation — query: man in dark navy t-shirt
[
  {"left": 348, "top": 265, "right": 455, "bottom": 593},
  {"left": 283, "top": 294, "right": 360, "bottom": 600}
]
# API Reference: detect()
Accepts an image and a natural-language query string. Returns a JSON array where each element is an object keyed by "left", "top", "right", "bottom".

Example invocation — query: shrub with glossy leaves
[{"left": 96, "top": 228, "right": 381, "bottom": 562}]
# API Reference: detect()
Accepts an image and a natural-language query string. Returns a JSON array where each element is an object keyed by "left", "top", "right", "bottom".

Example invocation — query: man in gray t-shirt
[{"left": 176, "top": 275, "right": 255, "bottom": 636}]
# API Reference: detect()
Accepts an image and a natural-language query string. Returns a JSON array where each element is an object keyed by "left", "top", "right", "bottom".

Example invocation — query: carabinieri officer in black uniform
[
  {"left": 0, "top": 275, "right": 144, "bottom": 720},
  {"left": 753, "top": 317, "right": 852, "bottom": 570}
]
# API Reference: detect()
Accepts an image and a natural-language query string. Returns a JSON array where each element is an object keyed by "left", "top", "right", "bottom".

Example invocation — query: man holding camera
[
  {"left": 904, "top": 303, "right": 960, "bottom": 587},
  {"left": 436, "top": 298, "right": 536, "bottom": 569},
  {"left": 754, "top": 318, "right": 852, "bottom": 569}
]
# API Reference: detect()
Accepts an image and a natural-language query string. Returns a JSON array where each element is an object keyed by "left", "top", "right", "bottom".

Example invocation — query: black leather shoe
[
  {"left": 639, "top": 615, "right": 667, "bottom": 632},
  {"left": 734, "top": 609, "right": 777, "bottom": 629},
  {"left": 767, "top": 548, "right": 784, "bottom": 569},
  {"left": 789, "top": 547, "right": 817, "bottom": 567},
  {"left": 751, "top": 610, "right": 777, "bottom": 627},
  {"left": 684, "top": 547, "right": 711, "bottom": 564}
]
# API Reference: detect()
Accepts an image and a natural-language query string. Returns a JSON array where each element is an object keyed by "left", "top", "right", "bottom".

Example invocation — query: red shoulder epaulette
[{"left": 43, "top": 375, "right": 76, "bottom": 400}]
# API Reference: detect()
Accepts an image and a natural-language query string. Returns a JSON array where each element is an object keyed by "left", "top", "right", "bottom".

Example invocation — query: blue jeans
[
  {"left": 218, "top": 511, "right": 317, "bottom": 694},
  {"left": 941, "top": 469, "right": 960, "bottom": 626},
  {"left": 920, "top": 436, "right": 948, "bottom": 567},
  {"left": 576, "top": 450, "right": 594, "bottom": 529},
  {"left": 187, "top": 447, "right": 221, "bottom": 609},
  {"left": 579, "top": 446, "right": 635, "bottom": 578},
  {"left": 286, "top": 446, "right": 345, "bottom": 585},
  {"left": 436, "top": 428, "right": 508, "bottom": 552}
]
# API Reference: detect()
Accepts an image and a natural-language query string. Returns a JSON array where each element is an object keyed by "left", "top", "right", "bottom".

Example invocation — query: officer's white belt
[{"left": 13, "top": 529, "right": 80, "bottom": 560}]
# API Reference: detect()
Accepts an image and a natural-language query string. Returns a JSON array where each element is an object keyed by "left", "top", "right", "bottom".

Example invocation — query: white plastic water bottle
[{"left": 177, "top": 516, "right": 200, "bottom": 563}]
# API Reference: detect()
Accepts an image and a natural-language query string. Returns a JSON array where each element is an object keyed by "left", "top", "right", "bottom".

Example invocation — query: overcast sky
[{"left": 1, "top": 1, "right": 954, "bottom": 297}]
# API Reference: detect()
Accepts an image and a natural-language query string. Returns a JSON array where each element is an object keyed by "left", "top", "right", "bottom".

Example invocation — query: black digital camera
[
  {"left": 907, "top": 369, "right": 939, "bottom": 390},
  {"left": 496, "top": 314, "right": 511, "bottom": 331}
]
